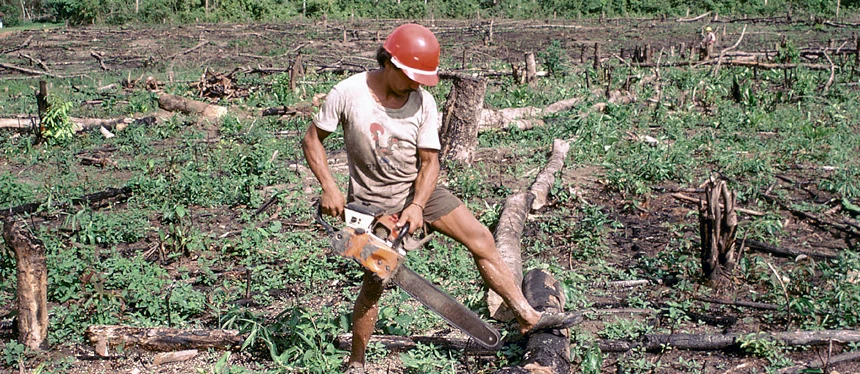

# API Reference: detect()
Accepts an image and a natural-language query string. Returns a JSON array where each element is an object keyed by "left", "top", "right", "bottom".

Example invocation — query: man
[
  {"left": 701, "top": 26, "right": 717, "bottom": 59},
  {"left": 302, "top": 23, "right": 581, "bottom": 373}
]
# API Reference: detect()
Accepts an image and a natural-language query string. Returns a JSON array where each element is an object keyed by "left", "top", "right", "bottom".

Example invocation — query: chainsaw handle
[
  {"left": 313, "top": 201, "right": 336, "bottom": 235},
  {"left": 390, "top": 223, "right": 410, "bottom": 251}
]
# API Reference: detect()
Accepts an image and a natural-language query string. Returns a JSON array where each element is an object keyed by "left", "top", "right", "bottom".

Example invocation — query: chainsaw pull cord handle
[
  {"left": 313, "top": 201, "right": 335, "bottom": 235},
  {"left": 390, "top": 223, "right": 410, "bottom": 251}
]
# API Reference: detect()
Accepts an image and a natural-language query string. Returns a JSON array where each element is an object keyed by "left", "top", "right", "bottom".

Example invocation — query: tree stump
[
  {"left": 699, "top": 179, "right": 741, "bottom": 291},
  {"left": 438, "top": 72, "right": 486, "bottom": 165},
  {"left": 524, "top": 52, "right": 537, "bottom": 84},
  {"left": 3, "top": 218, "right": 49, "bottom": 350}
]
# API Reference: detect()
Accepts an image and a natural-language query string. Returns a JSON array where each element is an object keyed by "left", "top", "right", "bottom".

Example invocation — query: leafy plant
[
  {"left": 41, "top": 96, "right": 76, "bottom": 143},
  {"left": 2, "top": 340, "right": 28, "bottom": 368},
  {"left": 399, "top": 343, "right": 461, "bottom": 374}
]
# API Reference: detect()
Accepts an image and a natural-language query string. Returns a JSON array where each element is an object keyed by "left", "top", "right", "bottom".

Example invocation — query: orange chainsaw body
[
  {"left": 330, "top": 202, "right": 405, "bottom": 281},
  {"left": 333, "top": 226, "right": 403, "bottom": 280}
]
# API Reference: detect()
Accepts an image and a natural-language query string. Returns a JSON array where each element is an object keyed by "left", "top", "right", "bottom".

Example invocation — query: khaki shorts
[{"left": 408, "top": 186, "right": 462, "bottom": 223}]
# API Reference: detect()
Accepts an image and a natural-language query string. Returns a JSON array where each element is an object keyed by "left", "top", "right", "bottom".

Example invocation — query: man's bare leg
[
  {"left": 429, "top": 205, "right": 543, "bottom": 333},
  {"left": 348, "top": 271, "right": 384, "bottom": 370}
]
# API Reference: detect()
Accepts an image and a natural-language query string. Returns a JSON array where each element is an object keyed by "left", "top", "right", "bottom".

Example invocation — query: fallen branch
[
  {"left": 19, "top": 53, "right": 50, "bottom": 73},
  {"left": 714, "top": 25, "right": 747, "bottom": 77},
  {"left": 0, "top": 62, "right": 65, "bottom": 78},
  {"left": 693, "top": 295, "right": 779, "bottom": 310},
  {"left": 1, "top": 187, "right": 132, "bottom": 218},
  {"left": 670, "top": 192, "right": 764, "bottom": 216},
  {"left": 164, "top": 40, "right": 209, "bottom": 61},
  {"left": 677, "top": 12, "right": 712, "bottom": 22},
  {"left": 822, "top": 50, "right": 835, "bottom": 92},
  {"left": 0, "top": 36, "right": 32, "bottom": 54},
  {"left": 90, "top": 51, "right": 110, "bottom": 71},
  {"left": 744, "top": 238, "right": 838, "bottom": 260}
]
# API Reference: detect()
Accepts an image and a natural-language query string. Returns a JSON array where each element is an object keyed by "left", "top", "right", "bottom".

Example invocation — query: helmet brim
[
  {"left": 404, "top": 70, "right": 439, "bottom": 87},
  {"left": 391, "top": 56, "right": 439, "bottom": 87}
]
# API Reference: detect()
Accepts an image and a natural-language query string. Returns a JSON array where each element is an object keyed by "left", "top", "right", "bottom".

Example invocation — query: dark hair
[{"left": 376, "top": 46, "right": 392, "bottom": 68}]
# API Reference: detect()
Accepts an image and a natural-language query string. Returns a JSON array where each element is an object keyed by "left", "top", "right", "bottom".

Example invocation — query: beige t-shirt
[{"left": 313, "top": 72, "right": 441, "bottom": 214}]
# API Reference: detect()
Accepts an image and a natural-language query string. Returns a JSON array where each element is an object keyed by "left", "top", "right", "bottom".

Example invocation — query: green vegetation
[
  {"left": 0, "top": 12, "right": 859, "bottom": 374},
  {"left": 4, "top": 0, "right": 857, "bottom": 26}
]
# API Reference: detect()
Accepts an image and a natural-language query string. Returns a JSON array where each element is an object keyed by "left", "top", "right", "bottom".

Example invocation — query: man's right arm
[{"left": 301, "top": 123, "right": 345, "bottom": 218}]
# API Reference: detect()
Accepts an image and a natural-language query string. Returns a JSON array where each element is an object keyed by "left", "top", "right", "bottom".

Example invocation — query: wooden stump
[
  {"left": 524, "top": 52, "right": 537, "bottom": 84},
  {"left": 699, "top": 179, "right": 741, "bottom": 291},
  {"left": 3, "top": 219, "right": 49, "bottom": 350},
  {"left": 438, "top": 72, "right": 486, "bottom": 165}
]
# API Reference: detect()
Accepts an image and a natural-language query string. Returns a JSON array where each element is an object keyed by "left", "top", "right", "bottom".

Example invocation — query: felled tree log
[
  {"left": 85, "top": 325, "right": 245, "bottom": 352},
  {"left": 497, "top": 269, "right": 570, "bottom": 374},
  {"left": 438, "top": 72, "right": 486, "bottom": 165},
  {"left": 488, "top": 138, "right": 572, "bottom": 320},
  {"left": 3, "top": 219, "right": 49, "bottom": 350},
  {"left": 0, "top": 116, "right": 155, "bottom": 133},
  {"left": 529, "top": 139, "right": 571, "bottom": 211},
  {"left": 478, "top": 97, "right": 581, "bottom": 131},
  {"left": 158, "top": 94, "right": 227, "bottom": 120},
  {"left": 488, "top": 191, "right": 532, "bottom": 321},
  {"left": 699, "top": 179, "right": 740, "bottom": 291}
]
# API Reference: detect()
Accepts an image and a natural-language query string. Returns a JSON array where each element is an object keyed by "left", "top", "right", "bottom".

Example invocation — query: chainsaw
[{"left": 315, "top": 201, "right": 502, "bottom": 349}]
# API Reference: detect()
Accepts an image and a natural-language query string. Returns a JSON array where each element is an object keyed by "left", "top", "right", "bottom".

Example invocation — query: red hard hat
[{"left": 383, "top": 24, "right": 440, "bottom": 86}]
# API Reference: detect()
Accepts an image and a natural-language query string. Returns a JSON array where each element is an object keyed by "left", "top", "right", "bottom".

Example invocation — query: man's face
[{"left": 389, "top": 64, "right": 421, "bottom": 96}]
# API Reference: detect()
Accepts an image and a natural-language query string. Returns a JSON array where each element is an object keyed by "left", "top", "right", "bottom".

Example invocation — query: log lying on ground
[
  {"left": 488, "top": 191, "right": 532, "bottom": 321},
  {"left": 497, "top": 269, "right": 571, "bottom": 374},
  {"left": 478, "top": 97, "right": 581, "bottom": 131},
  {"left": 488, "top": 139, "right": 571, "bottom": 320},
  {"left": 85, "top": 325, "right": 245, "bottom": 353},
  {"left": 0, "top": 116, "right": 156, "bottom": 133},
  {"left": 599, "top": 330, "right": 860, "bottom": 352},
  {"left": 529, "top": 139, "right": 571, "bottom": 211},
  {"left": 3, "top": 218, "right": 49, "bottom": 351},
  {"left": 1, "top": 186, "right": 132, "bottom": 218},
  {"left": 158, "top": 94, "right": 227, "bottom": 121}
]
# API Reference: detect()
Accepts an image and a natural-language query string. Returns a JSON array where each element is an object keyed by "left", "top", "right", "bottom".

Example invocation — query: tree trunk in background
[
  {"left": 497, "top": 269, "right": 570, "bottom": 374},
  {"left": 4, "top": 219, "right": 49, "bottom": 351},
  {"left": 699, "top": 179, "right": 740, "bottom": 292},
  {"left": 438, "top": 72, "right": 486, "bottom": 165}
]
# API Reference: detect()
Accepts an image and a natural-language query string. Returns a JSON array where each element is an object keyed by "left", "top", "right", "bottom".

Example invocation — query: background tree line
[{"left": 0, "top": 0, "right": 856, "bottom": 27}]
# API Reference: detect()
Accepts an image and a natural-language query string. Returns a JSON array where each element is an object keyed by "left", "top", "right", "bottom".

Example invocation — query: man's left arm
[{"left": 397, "top": 148, "right": 440, "bottom": 233}]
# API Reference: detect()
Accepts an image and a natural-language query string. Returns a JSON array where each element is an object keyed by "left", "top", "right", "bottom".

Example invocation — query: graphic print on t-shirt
[{"left": 369, "top": 122, "right": 401, "bottom": 171}]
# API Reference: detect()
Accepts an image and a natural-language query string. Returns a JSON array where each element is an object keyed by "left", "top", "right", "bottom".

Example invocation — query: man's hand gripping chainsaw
[{"left": 315, "top": 201, "right": 503, "bottom": 349}]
